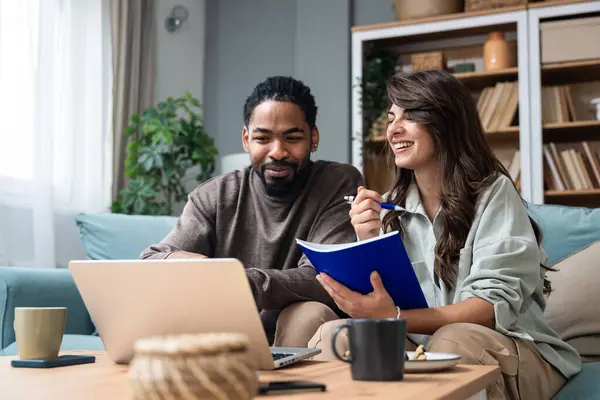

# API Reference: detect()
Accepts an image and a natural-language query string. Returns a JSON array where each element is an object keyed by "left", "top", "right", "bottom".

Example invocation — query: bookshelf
[
  {"left": 528, "top": 1, "right": 600, "bottom": 206},
  {"left": 352, "top": 8, "right": 530, "bottom": 197},
  {"left": 351, "top": 1, "right": 600, "bottom": 208}
]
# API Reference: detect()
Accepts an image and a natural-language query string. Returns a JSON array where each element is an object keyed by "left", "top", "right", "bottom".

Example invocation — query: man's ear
[
  {"left": 242, "top": 126, "right": 250, "bottom": 152},
  {"left": 311, "top": 126, "right": 320, "bottom": 152}
]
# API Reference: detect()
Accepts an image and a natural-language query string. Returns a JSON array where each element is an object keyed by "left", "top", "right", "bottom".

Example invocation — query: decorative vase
[
  {"left": 483, "top": 31, "right": 511, "bottom": 71},
  {"left": 129, "top": 333, "right": 258, "bottom": 400}
]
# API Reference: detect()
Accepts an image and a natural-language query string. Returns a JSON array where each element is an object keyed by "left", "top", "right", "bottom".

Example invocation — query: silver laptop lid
[{"left": 69, "top": 258, "right": 275, "bottom": 369}]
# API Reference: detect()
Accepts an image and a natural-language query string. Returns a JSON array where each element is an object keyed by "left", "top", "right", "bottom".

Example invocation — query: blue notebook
[{"left": 296, "top": 231, "right": 428, "bottom": 310}]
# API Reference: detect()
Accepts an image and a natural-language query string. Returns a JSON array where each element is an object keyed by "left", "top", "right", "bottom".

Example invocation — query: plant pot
[
  {"left": 483, "top": 31, "right": 511, "bottom": 71},
  {"left": 393, "top": 0, "right": 463, "bottom": 21}
]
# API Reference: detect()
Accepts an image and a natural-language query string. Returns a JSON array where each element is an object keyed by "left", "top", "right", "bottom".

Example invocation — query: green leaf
[
  {"left": 124, "top": 126, "right": 137, "bottom": 137},
  {"left": 114, "top": 92, "right": 218, "bottom": 216}
]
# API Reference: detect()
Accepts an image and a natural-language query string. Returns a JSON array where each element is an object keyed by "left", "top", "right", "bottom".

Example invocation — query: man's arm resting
[
  {"left": 246, "top": 266, "right": 335, "bottom": 311},
  {"left": 139, "top": 187, "right": 215, "bottom": 260},
  {"left": 165, "top": 251, "right": 208, "bottom": 259}
]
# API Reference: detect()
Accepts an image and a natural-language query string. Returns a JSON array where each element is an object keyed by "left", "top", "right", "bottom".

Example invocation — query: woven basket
[
  {"left": 465, "top": 0, "right": 528, "bottom": 12},
  {"left": 129, "top": 333, "right": 257, "bottom": 400},
  {"left": 411, "top": 51, "right": 445, "bottom": 72}
]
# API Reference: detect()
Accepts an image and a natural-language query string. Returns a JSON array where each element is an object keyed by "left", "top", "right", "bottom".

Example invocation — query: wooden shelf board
[
  {"left": 454, "top": 68, "right": 518, "bottom": 90},
  {"left": 529, "top": 0, "right": 597, "bottom": 9},
  {"left": 486, "top": 126, "right": 520, "bottom": 140},
  {"left": 544, "top": 187, "right": 600, "bottom": 207},
  {"left": 541, "top": 59, "right": 600, "bottom": 85},
  {"left": 545, "top": 189, "right": 600, "bottom": 197},
  {"left": 364, "top": 127, "right": 518, "bottom": 148},
  {"left": 364, "top": 126, "right": 519, "bottom": 146},
  {"left": 351, "top": 6, "right": 526, "bottom": 33},
  {"left": 365, "top": 136, "right": 387, "bottom": 147},
  {"left": 543, "top": 120, "right": 600, "bottom": 142}
]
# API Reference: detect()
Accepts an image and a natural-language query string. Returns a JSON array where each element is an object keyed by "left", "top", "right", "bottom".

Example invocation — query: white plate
[{"left": 404, "top": 351, "right": 461, "bottom": 373}]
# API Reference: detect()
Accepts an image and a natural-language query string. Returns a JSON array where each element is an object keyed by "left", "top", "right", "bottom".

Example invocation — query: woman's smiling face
[{"left": 386, "top": 103, "right": 437, "bottom": 171}]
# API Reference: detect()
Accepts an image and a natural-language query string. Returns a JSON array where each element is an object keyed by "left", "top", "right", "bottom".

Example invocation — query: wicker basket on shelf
[
  {"left": 465, "top": 0, "right": 528, "bottom": 12},
  {"left": 411, "top": 51, "right": 445, "bottom": 72}
]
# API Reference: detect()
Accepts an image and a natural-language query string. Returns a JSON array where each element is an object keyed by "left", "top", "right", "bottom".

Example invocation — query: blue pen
[{"left": 344, "top": 195, "right": 402, "bottom": 211}]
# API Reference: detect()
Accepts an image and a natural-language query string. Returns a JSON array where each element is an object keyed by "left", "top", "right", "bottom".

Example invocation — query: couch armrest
[{"left": 0, "top": 267, "right": 95, "bottom": 350}]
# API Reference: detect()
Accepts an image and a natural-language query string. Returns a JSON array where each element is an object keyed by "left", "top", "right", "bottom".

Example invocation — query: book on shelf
[
  {"left": 477, "top": 81, "right": 519, "bottom": 132},
  {"left": 542, "top": 85, "right": 577, "bottom": 124},
  {"left": 543, "top": 142, "right": 600, "bottom": 191}
]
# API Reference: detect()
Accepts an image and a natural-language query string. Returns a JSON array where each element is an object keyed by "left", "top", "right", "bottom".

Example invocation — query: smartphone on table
[{"left": 258, "top": 380, "right": 326, "bottom": 395}]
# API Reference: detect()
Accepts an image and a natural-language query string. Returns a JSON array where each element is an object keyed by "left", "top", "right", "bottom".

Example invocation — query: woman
[{"left": 309, "top": 70, "right": 580, "bottom": 400}]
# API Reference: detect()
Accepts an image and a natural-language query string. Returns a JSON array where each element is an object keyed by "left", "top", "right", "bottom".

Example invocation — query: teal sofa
[{"left": 0, "top": 205, "right": 599, "bottom": 399}]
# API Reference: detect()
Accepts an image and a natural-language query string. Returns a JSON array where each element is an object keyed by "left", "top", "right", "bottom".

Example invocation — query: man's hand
[
  {"left": 316, "top": 271, "right": 396, "bottom": 319},
  {"left": 166, "top": 251, "right": 208, "bottom": 259}
]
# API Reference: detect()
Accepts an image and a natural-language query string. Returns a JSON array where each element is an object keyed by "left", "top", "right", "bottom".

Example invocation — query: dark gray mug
[{"left": 331, "top": 318, "right": 407, "bottom": 381}]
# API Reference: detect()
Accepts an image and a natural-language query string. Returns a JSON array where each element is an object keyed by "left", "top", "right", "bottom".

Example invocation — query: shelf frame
[
  {"left": 527, "top": 1, "right": 600, "bottom": 204},
  {"left": 351, "top": 9, "right": 532, "bottom": 199}
]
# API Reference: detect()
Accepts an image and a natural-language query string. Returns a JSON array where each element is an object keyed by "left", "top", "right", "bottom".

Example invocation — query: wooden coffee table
[{"left": 2, "top": 351, "right": 500, "bottom": 399}]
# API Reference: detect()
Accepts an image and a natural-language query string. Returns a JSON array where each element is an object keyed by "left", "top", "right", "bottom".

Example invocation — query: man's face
[{"left": 242, "top": 100, "right": 318, "bottom": 196}]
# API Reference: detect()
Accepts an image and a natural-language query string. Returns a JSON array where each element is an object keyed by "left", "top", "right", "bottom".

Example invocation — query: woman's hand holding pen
[{"left": 349, "top": 186, "right": 383, "bottom": 240}]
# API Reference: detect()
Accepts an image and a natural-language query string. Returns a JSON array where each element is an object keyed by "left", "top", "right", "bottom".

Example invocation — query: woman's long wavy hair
[{"left": 381, "top": 69, "right": 552, "bottom": 294}]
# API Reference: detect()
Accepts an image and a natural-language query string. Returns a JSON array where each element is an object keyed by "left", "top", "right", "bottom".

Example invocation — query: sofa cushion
[
  {"left": 544, "top": 241, "right": 600, "bottom": 361},
  {"left": 554, "top": 362, "right": 600, "bottom": 400},
  {"left": 0, "top": 267, "right": 95, "bottom": 350},
  {"left": 1, "top": 334, "right": 104, "bottom": 356},
  {"left": 74, "top": 213, "right": 177, "bottom": 260},
  {"left": 527, "top": 203, "right": 600, "bottom": 266}
]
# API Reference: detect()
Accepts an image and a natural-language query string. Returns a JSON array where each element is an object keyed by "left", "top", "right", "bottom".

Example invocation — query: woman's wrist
[{"left": 380, "top": 305, "right": 400, "bottom": 319}]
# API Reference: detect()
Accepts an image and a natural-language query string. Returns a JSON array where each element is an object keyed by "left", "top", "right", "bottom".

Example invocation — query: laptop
[{"left": 68, "top": 258, "right": 321, "bottom": 369}]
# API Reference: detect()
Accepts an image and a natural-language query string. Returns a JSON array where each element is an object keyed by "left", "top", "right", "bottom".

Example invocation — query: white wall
[
  {"left": 0, "top": 1, "right": 209, "bottom": 267},
  {"left": 155, "top": 0, "right": 206, "bottom": 104}
]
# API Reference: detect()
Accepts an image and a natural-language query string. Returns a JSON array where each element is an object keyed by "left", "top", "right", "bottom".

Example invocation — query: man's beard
[{"left": 256, "top": 160, "right": 310, "bottom": 197}]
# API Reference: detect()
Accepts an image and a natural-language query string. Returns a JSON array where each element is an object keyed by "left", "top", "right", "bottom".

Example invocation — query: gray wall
[
  {"left": 204, "top": 0, "right": 296, "bottom": 165},
  {"left": 352, "top": 0, "right": 395, "bottom": 26},
  {"left": 204, "top": 0, "right": 355, "bottom": 168},
  {"left": 155, "top": 0, "right": 206, "bottom": 103}
]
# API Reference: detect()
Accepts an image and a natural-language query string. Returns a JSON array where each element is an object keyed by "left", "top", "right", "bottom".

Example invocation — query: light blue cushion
[
  {"left": 527, "top": 203, "right": 600, "bottom": 266},
  {"left": 1, "top": 334, "right": 104, "bottom": 356},
  {"left": 74, "top": 213, "right": 177, "bottom": 260},
  {"left": 554, "top": 362, "right": 600, "bottom": 400},
  {"left": 0, "top": 267, "right": 95, "bottom": 350}
]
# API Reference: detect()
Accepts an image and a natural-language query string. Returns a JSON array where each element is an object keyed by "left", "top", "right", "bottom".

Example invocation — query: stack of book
[
  {"left": 542, "top": 85, "right": 577, "bottom": 124},
  {"left": 477, "top": 81, "right": 519, "bottom": 132},
  {"left": 543, "top": 142, "right": 600, "bottom": 191}
]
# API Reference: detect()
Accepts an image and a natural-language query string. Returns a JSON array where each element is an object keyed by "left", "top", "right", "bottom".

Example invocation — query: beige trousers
[
  {"left": 273, "top": 301, "right": 340, "bottom": 347},
  {"left": 276, "top": 302, "right": 566, "bottom": 400}
]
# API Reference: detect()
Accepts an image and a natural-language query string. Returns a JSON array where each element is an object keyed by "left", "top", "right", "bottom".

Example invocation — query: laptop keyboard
[{"left": 272, "top": 352, "right": 294, "bottom": 361}]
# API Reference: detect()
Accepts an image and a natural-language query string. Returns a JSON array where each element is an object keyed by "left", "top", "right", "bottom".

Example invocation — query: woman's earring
[{"left": 312, "top": 144, "right": 318, "bottom": 152}]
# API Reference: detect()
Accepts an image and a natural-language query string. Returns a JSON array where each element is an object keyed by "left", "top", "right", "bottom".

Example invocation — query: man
[{"left": 141, "top": 76, "right": 363, "bottom": 346}]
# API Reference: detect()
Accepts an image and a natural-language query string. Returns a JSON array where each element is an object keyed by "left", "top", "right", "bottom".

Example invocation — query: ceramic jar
[
  {"left": 129, "top": 333, "right": 257, "bottom": 400},
  {"left": 483, "top": 31, "right": 511, "bottom": 71}
]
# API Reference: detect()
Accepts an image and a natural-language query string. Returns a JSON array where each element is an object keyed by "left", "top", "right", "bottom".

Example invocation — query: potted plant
[
  {"left": 111, "top": 91, "right": 218, "bottom": 216},
  {"left": 358, "top": 46, "right": 398, "bottom": 140}
]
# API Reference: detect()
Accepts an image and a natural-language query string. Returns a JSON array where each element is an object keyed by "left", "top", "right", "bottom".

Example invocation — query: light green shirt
[{"left": 382, "top": 174, "right": 581, "bottom": 379}]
